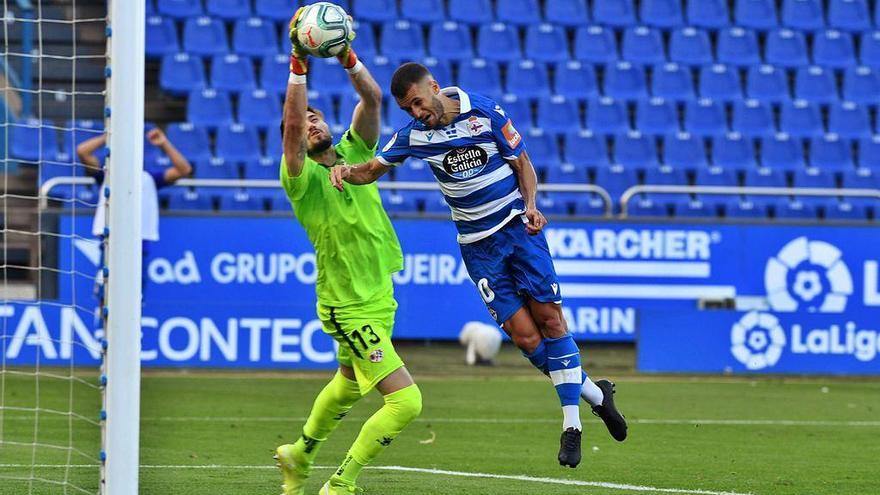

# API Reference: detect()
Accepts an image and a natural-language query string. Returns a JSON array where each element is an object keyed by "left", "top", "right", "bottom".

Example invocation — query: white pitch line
[{"left": 0, "top": 464, "right": 752, "bottom": 495}]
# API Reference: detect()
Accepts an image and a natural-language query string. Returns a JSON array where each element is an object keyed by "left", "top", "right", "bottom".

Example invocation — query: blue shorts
[{"left": 459, "top": 216, "right": 562, "bottom": 325}]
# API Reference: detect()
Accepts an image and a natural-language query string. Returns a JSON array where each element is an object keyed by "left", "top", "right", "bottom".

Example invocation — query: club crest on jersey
[
  {"left": 442, "top": 145, "right": 489, "bottom": 179},
  {"left": 467, "top": 116, "right": 484, "bottom": 136},
  {"left": 369, "top": 349, "right": 384, "bottom": 363},
  {"left": 501, "top": 120, "right": 521, "bottom": 149}
]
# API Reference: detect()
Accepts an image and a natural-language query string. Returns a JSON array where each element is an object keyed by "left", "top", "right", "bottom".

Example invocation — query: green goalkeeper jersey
[{"left": 280, "top": 126, "right": 403, "bottom": 308}]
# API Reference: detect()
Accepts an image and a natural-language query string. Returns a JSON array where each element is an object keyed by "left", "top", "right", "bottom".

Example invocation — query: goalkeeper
[{"left": 273, "top": 8, "right": 421, "bottom": 495}]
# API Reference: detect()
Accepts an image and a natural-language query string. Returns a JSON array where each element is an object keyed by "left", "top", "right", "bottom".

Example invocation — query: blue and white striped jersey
[{"left": 377, "top": 87, "right": 527, "bottom": 244}]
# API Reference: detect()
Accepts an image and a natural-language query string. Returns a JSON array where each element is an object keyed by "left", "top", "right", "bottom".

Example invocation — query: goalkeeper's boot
[
  {"left": 557, "top": 427, "right": 582, "bottom": 468},
  {"left": 591, "top": 380, "right": 628, "bottom": 442},
  {"left": 318, "top": 479, "right": 363, "bottom": 495},
  {"left": 275, "top": 443, "right": 311, "bottom": 495}
]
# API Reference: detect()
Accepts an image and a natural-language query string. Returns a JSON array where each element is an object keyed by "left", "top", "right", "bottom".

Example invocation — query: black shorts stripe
[{"left": 329, "top": 306, "right": 362, "bottom": 359}]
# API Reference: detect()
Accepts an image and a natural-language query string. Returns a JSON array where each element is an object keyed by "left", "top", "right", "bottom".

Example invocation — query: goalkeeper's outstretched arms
[
  {"left": 282, "top": 6, "right": 310, "bottom": 178},
  {"left": 336, "top": 22, "right": 382, "bottom": 148}
]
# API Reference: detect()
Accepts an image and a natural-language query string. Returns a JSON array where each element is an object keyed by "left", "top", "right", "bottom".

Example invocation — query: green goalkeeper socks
[
  {"left": 331, "top": 383, "right": 422, "bottom": 487},
  {"left": 295, "top": 370, "right": 362, "bottom": 465}
]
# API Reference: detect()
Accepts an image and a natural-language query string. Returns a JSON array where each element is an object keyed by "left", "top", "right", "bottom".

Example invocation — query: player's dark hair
[
  {"left": 279, "top": 105, "right": 324, "bottom": 135},
  {"left": 391, "top": 62, "right": 431, "bottom": 99}
]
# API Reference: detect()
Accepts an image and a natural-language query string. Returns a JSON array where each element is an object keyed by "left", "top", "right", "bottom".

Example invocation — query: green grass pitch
[{"left": 1, "top": 344, "right": 879, "bottom": 494}]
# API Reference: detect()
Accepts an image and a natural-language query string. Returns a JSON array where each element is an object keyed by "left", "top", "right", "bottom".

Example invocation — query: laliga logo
[
  {"left": 730, "top": 311, "right": 786, "bottom": 370},
  {"left": 764, "top": 237, "right": 853, "bottom": 313}
]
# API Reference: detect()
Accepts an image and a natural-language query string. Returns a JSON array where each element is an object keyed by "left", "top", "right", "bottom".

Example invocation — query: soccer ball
[{"left": 295, "top": 2, "right": 353, "bottom": 58}]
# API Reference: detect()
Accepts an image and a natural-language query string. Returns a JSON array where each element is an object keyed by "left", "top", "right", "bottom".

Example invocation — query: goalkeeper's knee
[{"left": 385, "top": 383, "right": 422, "bottom": 425}]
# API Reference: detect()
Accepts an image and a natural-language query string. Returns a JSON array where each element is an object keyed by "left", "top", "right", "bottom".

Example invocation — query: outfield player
[
  {"left": 329, "top": 63, "right": 627, "bottom": 468},
  {"left": 273, "top": 11, "right": 421, "bottom": 495}
]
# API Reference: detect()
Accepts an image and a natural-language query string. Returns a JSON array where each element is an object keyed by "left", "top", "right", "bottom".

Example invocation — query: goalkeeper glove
[
  {"left": 287, "top": 7, "right": 309, "bottom": 76},
  {"left": 337, "top": 17, "right": 361, "bottom": 73}
]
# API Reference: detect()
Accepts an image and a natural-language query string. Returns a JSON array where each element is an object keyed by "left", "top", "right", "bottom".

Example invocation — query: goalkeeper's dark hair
[
  {"left": 279, "top": 105, "right": 324, "bottom": 135},
  {"left": 391, "top": 62, "right": 431, "bottom": 99}
]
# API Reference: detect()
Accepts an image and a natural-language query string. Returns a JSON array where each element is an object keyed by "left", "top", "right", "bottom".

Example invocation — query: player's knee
[
  {"left": 536, "top": 314, "right": 567, "bottom": 338},
  {"left": 391, "top": 384, "right": 422, "bottom": 422},
  {"left": 510, "top": 331, "right": 542, "bottom": 354}
]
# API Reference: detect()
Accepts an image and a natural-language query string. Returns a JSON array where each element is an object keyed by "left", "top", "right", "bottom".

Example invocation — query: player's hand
[
  {"left": 287, "top": 7, "right": 309, "bottom": 75},
  {"left": 329, "top": 165, "right": 351, "bottom": 191},
  {"left": 336, "top": 16, "right": 359, "bottom": 70},
  {"left": 524, "top": 208, "right": 547, "bottom": 235},
  {"left": 146, "top": 128, "right": 167, "bottom": 147}
]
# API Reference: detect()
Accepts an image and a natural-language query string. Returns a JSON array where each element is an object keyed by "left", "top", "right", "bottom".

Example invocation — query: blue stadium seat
[
  {"left": 477, "top": 23, "right": 521, "bottom": 63},
  {"left": 348, "top": 21, "right": 378, "bottom": 60},
  {"left": 420, "top": 192, "right": 450, "bottom": 214},
  {"left": 400, "top": 0, "right": 445, "bottom": 24},
  {"left": 206, "top": 0, "right": 250, "bottom": 20},
  {"left": 699, "top": 64, "right": 742, "bottom": 101},
  {"left": 669, "top": 28, "right": 713, "bottom": 66},
  {"left": 166, "top": 188, "right": 211, "bottom": 211},
  {"left": 635, "top": 98, "right": 678, "bottom": 135},
  {"left": 587, "top": 97, "right": 629, "bottom": 134},
  {"left": 574, "top": 26, "right": 617, "bottom": 65},
  {"left": 366, "top": 56, "right": 396, "bottom": 96},
  {"left": 732, "top": 99, "right": 775, "bottom": 137},
  {"left": 449, "top": 0, "right": 493, "bottom": 25},
  {"left": 814, "top": 30, "right": 857, "bottom": 68},
  {"left": 10, "top": 118, "right": 59, "bottom": 162},
  {"left": 499, "top": 94, "right": 533, "bottom": 128},
  {"left": 713, "top": 132, "right": 757, "bottom": 169},
  {"left": 428, "top": 22, "right": 473, "bottom": 61},
  {"left": 218, "top": 189, "right": 262, "bottom": 211},
  {"left": 652, "top": 63, "right": 696, "bottom": 101},
  {"left": 157, "top": 0, "right": 202, "bottom": 19},
  {"left": 780, "top": 100, "right": 824, "bottom": 138},
  {"left": 238, "top": 90, "right": 281, "bottom": 129},
  {"left": 166, "top": 122, "right": 211, "bottom": 162},
  {"left": 233, "top": 18, "right": 278, "bottom": 59},
  {"left": 525, "top": 24, "right": 569, "bottom": 64},
  {"left": 595, "top": 164, "right": 639, "bottom": 199},
  {"left": 829, "top": 0, "right": 871, "bottom": 32},
  {"left": 825, "top": 199, "right": 870, "bottom": 221},
  {"left": 187, "top": 89, "right": 234, "bottom": 129},
  {"left": 781, "top": 0, "right": 824, "bottom": 31},
  {"left": 308, "top": 57, "right": 351, "bottom": 96},
  {"left": 394, "top": 158, "right": 434, "bottom": 182},
  {"left": 58, "top": 119, "right": 104, "bottom": 162},
  {"left": 746, "top": 65, "right": 789, "bottom": 102},
  {"left": 858, "top": 135, "right": 880, "bottom": 168},
  {"left": 536, "top": 193, "right": 569, "bottom": 215},
  {"left": 644, "top": 164, "right": 687, "bottom": 185},
  {"left": 717, "top": 28, "right": 760, "bottom": 66},
  {"left": 684, "top": 98, "right": 726, "bottom": 136},
  {"left": 810, "top": 134, "right": 855, "bottom": 169},
  {"left": 336, "top": 94, "right": 362, "bottom": 127},
  {"left": 761, "top": 133, "right": 805, "bottom": 170},
  {"left": 381, "top": 21, "right": 426, "bottom": 61},
  {"left": 694, "top": 165, "right": 737, "bottom": 185},
  {"left": 592, "top": 0, "right": 636, "bottom": 27},
  {"left": 640, "top": 0, "right": 684, "bottom": 28},
  {"left": 735, "top": 0, "right": 778, "bottom": 29},
  {"left": 554, "top": 61, "right": 598, "bottom": 101},
  {"left": 603, "top": 62, "right": 647, "bottom": 100},
  {"left": 673, "top": 197, "right": 718, "bottom": 218},
  {"left": 525, "top": 129, "right": 562, "bottom": 169},
  {"left": 842, "top": 166, "right": 879, "bottom": 188},
  {"left": 243, "top": 156, "right": 277, "bottom": 180},
  {"left": 196, "top": 157, "right": 238, "bottom": 179},
  {"left": 159, "top": 53, "right": 206, "bottom": 96},
  {"left": 387, "top": 103, "right": 411, "bottom": 130},
  {"left": 216, "top": 124, "right": 261, "bottom": 162},
  {"left": 621, "top": 26, "right": 665, "bottom": 65},
  {"left": 574, "top": 194, "right": 608, "bottom": 216},
  {"left": 627, "top": 195, "right": 668, "bottom": 217},
  {"left": 794, "top": 66, "right": 838, "bottom": 103},
  {"left": 183, "top": 17, "right": 228, "bottom": 57},
  {"left": 536, "top": 96, "right": 581, "bottom": 135},
  {"left": 664, "top": 132, "right": 707, "bottom": 168},
  {"left": 457, "top": 59, "right": 503, "bottom": 100},
  {"left": 265, "top": 124, "right": 281, "bottom": 157},
  {"left": 792, "top": 167, "right": 835, "bottom": 188},
  {"left": 422, "top": 57, "right": 452, "bottom": 86},
  {"left": 506, "top": 60, "right": 551, "bottom": 100},
  {"left": 614, "top": 131, "right": 658, "bottom": 168},
  {"left": 776, "top": 198, "right": 818, "bottom": 220},
  {"left": 743, "top": 167, "right": 786, "bottom": 187},
  {"left": 725, "top": 197, "right": 769, "bottom": 218},
  {"left": 497, "top": 0, "right": 541, "bottom": 26},
  {"left": 210, "top": 54, "right": 256, "bottom": 94},
  {"left": 380, "top": 190, "right": 418, "bottom": 213},
  {"left": 545, "top": 0, "right": 589, "bottom": 28},
  {"left": 254, "top": 0, "right": 295, "bottom": 22},
  {"left": 546, "top": 162, "right": 588, "bottom": 183},
  {"left": 145, "top": 16, "right": 178, "bottom": 59},
  {"left": 352, "top": 0, "right": 398, "bottom": 23},
  {"left": 843, "top": 66, "right": 880, "bottom": 104},
  {"left": 687, "top": 0, "right": 729, "bottom": 29},
  {"left": 765, "top": 29, "right": 809, "bottom": 68},
  {"left": 564, "top": 129, "right": 610, "bottom": 167},
  {"left": 260, "top": 54, "right": 289, "bottom": 96},
  {"left": 860, "top": 31, "right": 880, "bottom": 67},
  {"left": 829, "top": 102, "right": 872, "bottom": 138},
  {"left": 146, "top": 0, "right": 156, "bottom": 15}
]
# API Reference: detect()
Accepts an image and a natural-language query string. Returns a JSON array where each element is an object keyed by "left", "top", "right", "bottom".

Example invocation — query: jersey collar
[{"left": 440, "top": 86, "right": 472, "bottom": 115}]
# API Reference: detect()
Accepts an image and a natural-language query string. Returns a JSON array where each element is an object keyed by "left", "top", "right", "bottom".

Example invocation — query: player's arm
[
  {"left": 337, "top": 32, "right": 382, "bottom": 148},
  {"left": 75, "top": 133, "right": 106, "bottom": 176},
  {"left": 507, "top": 150, "right": 547, "bottom": 235},
  {"left": 282, "top": 7, "right": 310, "bottom": 178},
  {"left": 148, "top": 128, "right": 192, "bottom": 184},
  {"left": 328, "top": 158, "right": 391, "bottom": 190}
]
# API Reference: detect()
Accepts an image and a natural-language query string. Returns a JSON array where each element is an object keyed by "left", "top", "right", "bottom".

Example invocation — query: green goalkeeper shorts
[{"left": 317, "top": 293, "right": 404, "bottom": 395}]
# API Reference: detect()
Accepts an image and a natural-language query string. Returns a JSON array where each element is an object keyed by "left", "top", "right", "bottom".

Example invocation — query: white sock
[
  {"left": 580, "top": 378, "right": 605, "bottom": 407},
  {"left": 562, "top": 405, "right": 582, "bottom": 431}
]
